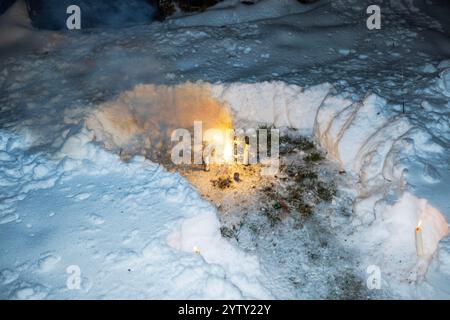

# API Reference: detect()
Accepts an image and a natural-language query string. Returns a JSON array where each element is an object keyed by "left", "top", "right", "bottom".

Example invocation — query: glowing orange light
[
  {"left": 416, "top": 220, "right": 422, "bottom": 233},
  {"left": 415, "top": 220, "right": 424, "bottom": 257},
  {"left": 208, "top": 129, "right": 234, "bottom": 164},
  {"left": 223, "top": 138, "right": 233, "bottom": 163}
]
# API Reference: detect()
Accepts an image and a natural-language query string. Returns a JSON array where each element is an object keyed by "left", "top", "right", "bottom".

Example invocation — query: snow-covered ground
[{"left": 1, "top": 0, "right": 450, "bottom": 299}]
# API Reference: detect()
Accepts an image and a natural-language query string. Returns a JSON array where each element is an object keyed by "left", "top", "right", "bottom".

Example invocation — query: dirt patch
[{"left": 178, "top": 132, "right": 336, "bottom": 229}]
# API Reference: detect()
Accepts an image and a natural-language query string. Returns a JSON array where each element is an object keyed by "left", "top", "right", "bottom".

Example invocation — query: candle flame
[
  {"left": 223, "top": 139, "right": 233, "bottom": 163},
  {"left": 416, "top": 220, "right": 423, "bottom": 232},
  {"left": 213, "top": 133, "right": 223, "bottom": 144},
  {"left": 209, "top": 129, "right": 234, "bottom": 164}
]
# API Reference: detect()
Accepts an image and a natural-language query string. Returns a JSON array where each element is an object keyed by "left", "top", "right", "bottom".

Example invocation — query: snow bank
[
  {"left": 211, "top": 81, "right": 332, "bottom": 134},
  {"left": 86, "top": 83, "right": 233, "bottom": 157},
  {"left": 310, "top": 86, "right": 449, "bottom": 279},
  {"left": 210, "top": 81, "right": 449, "bottom": 281},
  {"left": 167, "top": 212, "right": 269, "bottom": 298},
  {"left": 0, "top": 129, "right": 62, "bottom": 225},
  {"left": 314, "top": 93, "right": 413, "bottom": 175},
  {"left": 0, "top": 127, "right": 272, "bottom": 299},
  {"left": 360, "top": 193, "right": 448, "bottom": 281},
  {"left": 86, "top": 81, "right": 333, "bottom": 154},
  {"left": 168, "top": 0, "right": 321, "bottom": 27},
  {"left": 438, "top": 68, "right": 450, "bottom": 97}
]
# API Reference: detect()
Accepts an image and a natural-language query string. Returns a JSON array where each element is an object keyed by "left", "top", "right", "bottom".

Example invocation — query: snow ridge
[{"left": 211, "top": 81, "right": 449, "bottom": 286}]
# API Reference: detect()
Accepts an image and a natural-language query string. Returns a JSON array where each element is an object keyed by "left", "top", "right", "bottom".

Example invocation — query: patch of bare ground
[{"left": 164, "top": 131, "right": 381, "bottom": 299}]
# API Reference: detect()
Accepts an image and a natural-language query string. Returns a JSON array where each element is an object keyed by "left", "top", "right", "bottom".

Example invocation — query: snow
[
  {"left": 76, "top": 79, "right": 450, "bottom": 296},
  {"left": 0, "top": 128, "right": 272, "bottom": 299},
  {"left": 167, "top": 0, "right": 322, "bottom": 27},
  {"left": 438, "top": 68, "right": 450, "bottom": 97},
  {"left": 357, "top": 193, "right": 449, "bottom": 283},
  {"left": 422, "top": 63, "right": 437, "bottom": 74},
  {"left": 437, "top": 60, "right": 450, "bottom": 70},
  {"left": 1, "top": 0, "right": 450, "bottom": 299},
  {"left": 210, "top": 80, "right": 449, "bottom": 286}
]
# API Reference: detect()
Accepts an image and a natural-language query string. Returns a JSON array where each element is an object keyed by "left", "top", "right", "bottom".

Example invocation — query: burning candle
[
  {"left": 204, "top": 155, "right": 210, "bottom": 172},
  {"left": 223, "top": 135, "right": 234, "bottom": 164},
  {"left": 193, "top": 246, "right": 201, "bottom": 255},
  {"left": 415, "top": 221, "right": 424, "bottom": 257},
  {"left": 243, "top": 143, "right": 249, "bottom": 166}
]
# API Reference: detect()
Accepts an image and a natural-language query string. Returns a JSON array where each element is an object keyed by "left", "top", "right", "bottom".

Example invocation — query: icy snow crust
[{"left": 1, "top": 0, "right": 450, "bottom": 299}]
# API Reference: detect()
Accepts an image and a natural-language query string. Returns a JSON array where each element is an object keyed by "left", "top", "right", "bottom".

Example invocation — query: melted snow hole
[
  {"left": 84, "top": 81, "right": 340, "bottom": 224},
  {"left": 82, "top": 81, "right": 448, "bottom": 293}
]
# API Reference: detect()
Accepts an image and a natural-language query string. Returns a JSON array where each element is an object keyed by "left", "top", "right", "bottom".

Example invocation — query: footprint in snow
[
  {"left": 0, "top": 212, "right": 19, "bottom": 225},
  {"left": 87, "top": 213, "right": 105, "bottom": 225},
  {"left": 122, "top": 229, "right": 139, "bottom": 244},
  {"left": 165, "top": 186, "right": 186, "bottom": 203},
  {"left": 37, "top": 253, "right": 61, "bottom": 272},
  {"left": 105, "top": 249, "right": 139, "bottom": 265},
  {"left": 12, "top": 282, "right": 48, "bottom": 300},
  {"left": 74, "top": 193, "right": 91, "bottom": 201}
]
